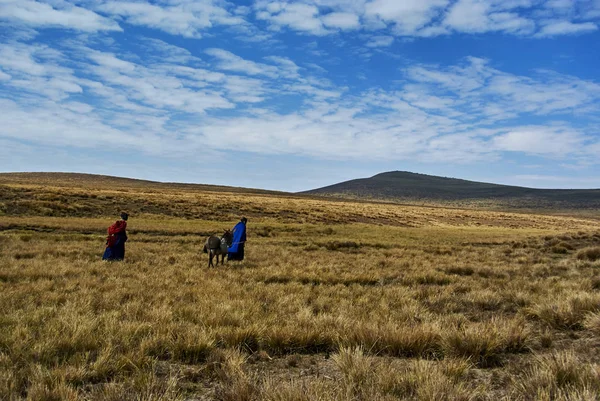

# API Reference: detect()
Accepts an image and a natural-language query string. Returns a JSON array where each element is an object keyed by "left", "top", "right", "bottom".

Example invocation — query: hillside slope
[
  {"left": 304, "top": 171, "right": 600, "bottom": 209},
  {"left": 0, "top": 172, "right": 285, "bottom": 194}
]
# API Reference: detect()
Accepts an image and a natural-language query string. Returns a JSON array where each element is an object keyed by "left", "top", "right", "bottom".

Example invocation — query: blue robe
[
  {"left": 227, "top": 222, "right": 246, "bottom": 261},
  {"left": 102, "top": 231, "right": 127, "bottom": 261}
]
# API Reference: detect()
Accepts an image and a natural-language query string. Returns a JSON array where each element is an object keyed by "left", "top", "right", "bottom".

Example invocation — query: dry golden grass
[{"left": 1, "top": 176, "right": 600, "bottom": 400}]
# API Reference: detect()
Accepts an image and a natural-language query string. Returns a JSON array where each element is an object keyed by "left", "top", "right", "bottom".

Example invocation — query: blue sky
[{"left": 1, "top": 0, "right": 599, "bottom": 191}]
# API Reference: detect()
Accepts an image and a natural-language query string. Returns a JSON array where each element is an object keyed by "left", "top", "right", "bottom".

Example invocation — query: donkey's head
[{"left": 222, "top": 229, "right": 233, "bottom": 246}]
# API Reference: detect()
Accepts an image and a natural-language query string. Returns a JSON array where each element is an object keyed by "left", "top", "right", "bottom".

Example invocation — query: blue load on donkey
[{"left": 227, "top": 217, "right": 247, "bottom": 261}]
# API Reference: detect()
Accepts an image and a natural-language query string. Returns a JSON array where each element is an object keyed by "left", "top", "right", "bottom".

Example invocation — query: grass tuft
[{"left": 577, "top": 247, "right": 600, "bottom": 261}]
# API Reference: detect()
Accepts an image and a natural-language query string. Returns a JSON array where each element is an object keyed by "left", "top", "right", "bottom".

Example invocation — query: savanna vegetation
[{"left": 1, "top": 173, "right": 600, "bottom": 400}]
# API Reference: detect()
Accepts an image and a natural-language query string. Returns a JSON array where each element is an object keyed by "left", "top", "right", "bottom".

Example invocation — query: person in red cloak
[{"left": 102, "top": 212, "right": 128, "bottom": 261}]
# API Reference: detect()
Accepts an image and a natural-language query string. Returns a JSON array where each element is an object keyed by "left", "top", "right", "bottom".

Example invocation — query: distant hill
[
  {"left": 303, "top": 171, "right": 600, "bottom": 210},
  {"left": 0, "top": 172, "right": 301, "bottom": 219},
  {"left": 0, "top": 172, "right": 286, "bottom": 195}
]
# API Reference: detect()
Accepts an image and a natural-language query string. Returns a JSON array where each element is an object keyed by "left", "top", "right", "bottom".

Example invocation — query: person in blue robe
[
  {"left": 227, "top": 217, "right": 247, "bottom": 261},
  {"left": 102, "top": 212, "right": 128, "bottom": 261}
]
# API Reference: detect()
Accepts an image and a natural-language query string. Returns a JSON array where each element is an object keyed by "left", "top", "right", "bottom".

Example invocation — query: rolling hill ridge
[{"left": 304, "top": 171, "right": 600, "bottom": 209}]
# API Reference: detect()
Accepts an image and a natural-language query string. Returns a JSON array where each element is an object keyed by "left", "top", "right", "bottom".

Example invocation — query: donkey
[{"left": 202, "top": 229, "right": 233, "bottom": 268}]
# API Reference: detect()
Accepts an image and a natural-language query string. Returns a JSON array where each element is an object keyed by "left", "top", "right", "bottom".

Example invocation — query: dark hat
[
  {"left": 241, "top": 217, "right": 247, "bottom": 223},
  {"left": 120, "top": 212, "right": 129, "bottom": 221}
]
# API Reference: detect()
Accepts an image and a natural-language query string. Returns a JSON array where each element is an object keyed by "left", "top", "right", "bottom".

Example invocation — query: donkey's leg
[{"left": 209, "top": 251, "right": 214, "bottom": 268}]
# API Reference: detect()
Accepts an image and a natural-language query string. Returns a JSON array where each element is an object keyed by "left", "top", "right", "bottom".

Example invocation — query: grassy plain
[{"left": 1, "top": 173, "right": 600, "bottom": 400}]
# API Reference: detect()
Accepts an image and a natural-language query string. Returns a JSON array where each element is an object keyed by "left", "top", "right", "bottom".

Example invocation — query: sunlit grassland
[{"left": 1, "top": 176, "right": 600, "bottom": 400}]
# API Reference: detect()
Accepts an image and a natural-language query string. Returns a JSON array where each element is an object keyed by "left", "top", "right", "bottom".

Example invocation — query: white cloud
[
  {"left": 365, "top": 0, "right": 449, "bottom": 34},
  {"left": 583, "top": 0, "right": 600, "bottom": 19},
  {"left": 205, "top": 48, "right": 279, "bottom": 78},
  {"left": 96, "top": 0, "right": 244, "bottom": 38},
  {"left": 444, "top": 0, "right": 490, "bottom": 32},
  {"left": 492, "top": 126, "right": 586, "bottom": 155},
  {"left": 321, "top": 12, "right": 360, "bottom": 30},
  {"left": 444, "top": 0, "right": 535, "bottom": 34},
  {"left": 536, "top": 20, "right": 598, "bottom": 37},
  {"left": 0, "top": 41, "right": 84, "bottom": 100},
  {"left": 263, "top": 56, "right": 301, "bottom": 78},
  {"left": 365, "top": 35, "right": 394, "bottom": 47},
  {"left": 2, "top": 0, "right": 598, "bottom": 42},
  {"left": 0, "top": 0, "right": 121, "bottom": 32},
  {"left": 139, "top": 38, "right": 194, "bottom": 64},
  {"left": 1, "top": 32, "right": 599, "bottom": 169},
  {"left": 256, "top": 2, "right": 329, "bottom": 35},
  {"left": 253, "top": 0, "right": 600, "bottom": 38},
  {"left": 405, "top": 57, "right": 600, "bottom": 120}
]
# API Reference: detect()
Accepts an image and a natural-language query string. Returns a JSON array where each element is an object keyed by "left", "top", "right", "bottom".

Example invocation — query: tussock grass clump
[
  {"left": 20, "top": 366, "right": 79, "bottom": 401},
  {"left": 260, "top": 378, "right": 337, "bottom": 401},
  {"left": 170, "top": 329, "right": 215, "bottom": 364},
  {"left": 442, "top": 318, "right": 529, "bottom": 367},
  {"left": 323, "top": 241, "right": 360, "bottom": 251},
  {"left": 583, "top": 312, "right": 600, "bottom": 335},
  {"left": 577, "top": 247, "right": 600, "bottom": 261},
  {"left": 514, "top": 351, "right": 600, "bottom": 400},
  {"left": 412, "top": 274, "right": 452, "bottom": 286},
  {"left": 445, "top": 266, "right": 475, "bottom": 276},
  {"left": 526, "top": 294, "right": 600, "bottom": 330},
  {"left": 263, "top": 326, "right": 337, "bottom": 355},
  {"left": 217, "top": 327, "right": 262, "bottom": 354},
  {"left": 212, "top": 349, "right": 258, "bottom": 401},
  {"left": 332, "top": 347, "right": 480, "bottom": 401},
  {"left": 342, "top": 323, "right": 443, "bottom": 358},
  {"left": 557, "top": 241, "right": 575, "bottom": 250},
  {"left": 551, "top": 245, "right": 569, "bottom": 254},
  {"left": 333, "top": 347, "right": 377, "bottom": 400},
  {"left": 85, "top": 369, "right": 183, "bottom": 401},
  {"left": 385, "top": 360, "right": 479, "bottom": 401}
]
